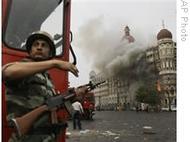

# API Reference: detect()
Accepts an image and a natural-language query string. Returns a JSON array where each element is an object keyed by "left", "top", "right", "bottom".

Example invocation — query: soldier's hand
[
  {"left": 53, "top": 60, "right": 79, "bottom": 77},
  {"left": 75, "top": 86, "right": 88, "bottom": 96}
]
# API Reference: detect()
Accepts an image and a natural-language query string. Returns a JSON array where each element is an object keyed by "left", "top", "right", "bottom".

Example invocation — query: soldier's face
[{"left": 30, "top": 39, "right": 51, "bottom": 60}]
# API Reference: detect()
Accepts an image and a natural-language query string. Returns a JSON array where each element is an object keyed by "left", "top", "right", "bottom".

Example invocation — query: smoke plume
[{"left": 76, "top": 16, "right": 155, "bottom": 81}]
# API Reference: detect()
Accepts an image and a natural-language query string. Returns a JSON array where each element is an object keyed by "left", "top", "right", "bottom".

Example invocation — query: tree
[
  {"left": 135, "top": 86, "right": 161, "bottom": 106},
  {"left": 135, "top": 86, "right": 147, "bottom": 103},
  {"left": 146, "top": 89, "right": 161, "bottom": 106}
]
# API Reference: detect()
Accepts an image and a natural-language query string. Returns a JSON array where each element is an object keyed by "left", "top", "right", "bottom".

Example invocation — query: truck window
[{"left": 4, "top": 0, "right": 64, "bottom": 56}]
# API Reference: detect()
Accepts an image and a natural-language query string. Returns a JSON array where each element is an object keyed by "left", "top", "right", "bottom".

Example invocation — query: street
[{"left": 66, "top": 111, "right": 176, "bottom": 142}]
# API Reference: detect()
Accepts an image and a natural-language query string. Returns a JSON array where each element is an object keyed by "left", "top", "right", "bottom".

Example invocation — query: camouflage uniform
[{"left": 4, "top": 58, "right": 61, "bottom": 142}]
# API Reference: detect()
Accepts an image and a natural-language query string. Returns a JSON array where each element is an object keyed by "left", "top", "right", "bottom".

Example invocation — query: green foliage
[
  {"left": 135, "top": 87, "right": 147, "bottom": 103},
  {"left": 135, "top": 86, "right": 161, "bottom": 106}
]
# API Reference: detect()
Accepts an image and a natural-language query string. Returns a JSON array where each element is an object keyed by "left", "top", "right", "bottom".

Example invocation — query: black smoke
[{"left": 76, "top": 16, "right": 156, "bottom": 87}]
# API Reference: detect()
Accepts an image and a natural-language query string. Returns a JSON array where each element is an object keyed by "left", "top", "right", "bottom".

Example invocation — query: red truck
[
  {"left": 2, "top": 0, "right": 73, "bottom": 142},
  {"left": 76, "top": 81, "right": 105, "bottom": 120},
  {"left": 81, "top": 92, "right": 95, "bottom": 120}
]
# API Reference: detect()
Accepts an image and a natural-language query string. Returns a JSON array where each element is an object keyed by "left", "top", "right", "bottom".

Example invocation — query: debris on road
[
  {"left": 101, "top": 130, "right": 120, "bottom": 136},
  {"left": 80, "top": 129, "right": 90, "bottom": 134},
  {"left": 114, "top": 136, "right": 120, "bottom": 140},
  {"left": 143, "top": 126, "right": 156, "bottom": 134}
]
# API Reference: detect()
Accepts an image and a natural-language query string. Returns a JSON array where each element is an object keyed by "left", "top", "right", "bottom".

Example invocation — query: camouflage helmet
[{"left": 26, "top": 31, "right": 56, "bottom": 58}]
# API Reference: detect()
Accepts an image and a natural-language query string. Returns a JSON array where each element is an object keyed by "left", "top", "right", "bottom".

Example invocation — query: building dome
[
  {"left": 89, "top": 71, "right": 96, "bottom": 78},
  {"left": 157, "top": 29, "right": 172, "bottom": 40}
]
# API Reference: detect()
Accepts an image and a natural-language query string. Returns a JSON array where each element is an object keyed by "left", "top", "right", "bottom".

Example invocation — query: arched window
[
  {"left": 166, "top": 60, "right": 169, "bottom": 68},
  {"left": 162, "top": 61, "right": 165, "bottom": 69},
  {"left": 170, "top": 60, "right": 173, "bottom": 69}
]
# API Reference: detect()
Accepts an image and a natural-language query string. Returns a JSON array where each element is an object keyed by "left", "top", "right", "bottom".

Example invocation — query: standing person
[
  {"left": 72, "top": 99, "right": 84, "bottom": 130},
  {"left": 2, "top": 31, "right": 79, "bottom": 142}
]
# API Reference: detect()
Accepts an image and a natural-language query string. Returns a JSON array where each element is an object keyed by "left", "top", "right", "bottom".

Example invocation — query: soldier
[{"left": 2, "top": 31, "right": 79, "bottom": 142}]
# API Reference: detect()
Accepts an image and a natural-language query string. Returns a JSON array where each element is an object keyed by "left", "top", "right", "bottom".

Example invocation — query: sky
[{"left": 69, "top": 0, "right": 176, "bottom": 87}]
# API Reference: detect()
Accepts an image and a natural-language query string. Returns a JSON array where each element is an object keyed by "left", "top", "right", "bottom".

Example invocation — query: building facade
[
  {"left": 89, "top": 71, "right": 131, "bottom": 110},
  {"left": 146, "top": 28, "right": 176, "bottom": 109},
  {"left": 90, "top": 28, "right": 176, "bottom": 111}
]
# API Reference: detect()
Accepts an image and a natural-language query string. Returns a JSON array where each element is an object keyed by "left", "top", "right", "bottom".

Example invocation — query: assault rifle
[
  {"left": 77, "top": 80, "right": 105, "bottom": 92},
  {"left": 10, "top": 81, "right": 105, "bottom": 136}
]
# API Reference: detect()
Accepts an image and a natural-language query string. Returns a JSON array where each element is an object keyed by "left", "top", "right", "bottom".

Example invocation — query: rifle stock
[{"left": 11, "top": 105, "right": 48, "bottom": 136}]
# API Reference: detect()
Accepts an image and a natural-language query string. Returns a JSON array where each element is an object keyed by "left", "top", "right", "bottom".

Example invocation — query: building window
[
  {"left": 166, "top": 61, "right": 169, "bottom": 68},
  {"left": 171, "top": 49, "right": 173, "bottom": 54},
  {"left": 165, "top": 99, "right": 168, "bottom": 105},
  {"left": 170, "top": 60, "right": 173, "bottom": 69},
  {"left": 162, "top": 62, "right": 165, "bottom": 69}
]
